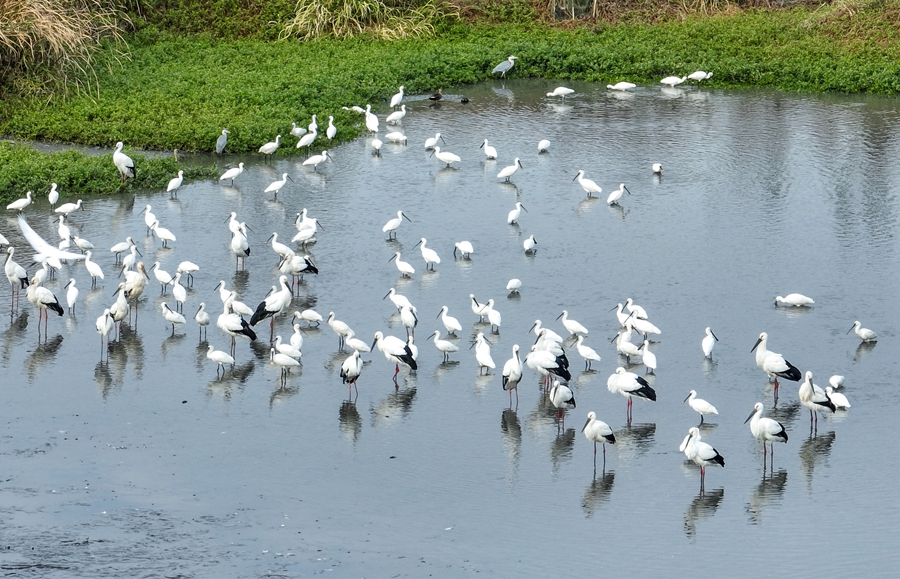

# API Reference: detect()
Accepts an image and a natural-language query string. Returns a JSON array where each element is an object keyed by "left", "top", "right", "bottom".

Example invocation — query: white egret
[
  {"left": 326, "top": 116, "right": 336, "bottom": 139},
  {"left": 607, "top": 81, "right": 636, "bottom": 91},
  {"left": 679, "top": 427, "right": 725, "bottom": 493},
  {"left": 219, "top": 162, "right": 245, "bottom": 185},
  {"left": 547, "top": 86, "right": 574, "bottom": 98},
  {"left": 259, "top": 135, "right": 281, "bottom": 157},
  {"left": 798, "top": 371, "right": 836, "bottom": 426},
  {"left": 424, "top": 132, "right": 445, "bottom": 149},
  {"left": 607, "top": 367, "right": 656, "bottom": 421},
  {"left": 492, "top": 55, "right": 518, "bottom": 78},
  {"left": 573, "top": 170, "right": 602, "bottom": 198},
  {"left": 167, "top": 170, "right": 184, "bottom": 196},
  {"left": 389, "top": 251, "right": 415, "bottom": 277},
  {"left": 537, "top": 139, "right": 550, "bottom": 153},
  {"left": 574, "top": 336, "right": 601, "bottom": 370},
  {"left": 303, "top": 150, "right": 330, "bottom": 171},
  {"left": 683, "top": 390, "right": 718, "bottom": 424},
  {"left": 382, "top": 210, "right": 411, "bottom": 239},
  {"left": 497, "top": 158, "right": 523, "bottom": 182},
  {"left": 661, "top": 75, "right": 687, "bottom": 87},
  {"left": 63, "top": 278, "right": 78, "bottom": 314},
  {"left": 386, "top": 105, "right": 406, "bottom": 124},
  {"left": 775, "top": 293, "right": 814, "bottom": 307},
  {"left": 453, "top": 241, "right": 473, "bottom": 259},
  {"left": 430, "top": 330, "right": 459, "bottom": 362},
  {"left": 413, "top": 238, "right": 440, "bottom": 271},
  {"left": 701, "top": 327, "right": 718, "bottom": 358},
  {"left": 113, "top": 141, "right": 136, "bottom": 181},
  {"left": 523, "top": 235, "right": 537, "bottom": 254},
  {"left": 48, "top": 183, "right": 59, "bottom": 210},
  {"left": 431, "top": 146, "right": 460, "bottom": 168},
  {"left": 751, "top": 332, "right": 802, "bottom": 395},
  {"left": 583, "top": 412, "right": 616, "bottom": 470},
  {"left": 160, "top": 303, "right": 186, "bottom": 335},
  {"left": 847, "top": 320, "right": 877, "bottom": 342},
  {"left": 606, "top": 183, "right": 631, "bottom": 206},
  {"left": 502, "top": 345, "right": 523, "bottom": 405},
  {"left": 390, "top": 85, "right": 405, "bottom": 108},
  {"left": 471, "top": 332, "right": 495, "bottom": 375},
  {"left": 264, "top": 173, "right": 293, "bottom": 200},
  {"left": 207, "top": 344, "right": 235, "bottom": 375},
  {"left": 7, "top": 191, "right": 33, "bottom": 213},
  {"left": 150, "top": 220, "right": 176, "bottom": 248},
  {"left": 744, "top": 402, "right": 788, "bottom": 457},
  {"left": 215, "top": 129, "right": 229, "bottom": 154},
  {"left": 480, "top": 139, "right": 498, "bottom": 159}
]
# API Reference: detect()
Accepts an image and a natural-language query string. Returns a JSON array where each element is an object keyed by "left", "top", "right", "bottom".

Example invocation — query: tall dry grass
[
  {"left": 0, "top": 0, "right": 130, "bottom": 96},
  {"left": 280, "top": 0, "right": 456, "bottom": 41}
]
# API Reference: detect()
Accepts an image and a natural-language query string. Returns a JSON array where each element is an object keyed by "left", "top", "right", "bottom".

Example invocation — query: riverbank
[{"left": 1, "top": 4, "right": 899, "bottom": 200}]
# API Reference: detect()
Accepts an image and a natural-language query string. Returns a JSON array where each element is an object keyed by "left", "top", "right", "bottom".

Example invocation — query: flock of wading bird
[{"left": 3, "top": 62, "right": 874, "bottom": 490}]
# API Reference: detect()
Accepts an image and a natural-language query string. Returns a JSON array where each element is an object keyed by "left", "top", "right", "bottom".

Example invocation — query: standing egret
[
  {"left": 215, "top": 129, "right": 229, "bottom": 154},
  {"left": 606, "top": 183, "right": 631, "bottom": 206},
  {"left": 744, "top": 402, "right": 788, "bottom": 458},
  {"left": 424, "top": 133, "right": 445, "bottom": 149},
  {"left": 259, "top": 135, "right": 281, "bottom": 157},
  {"left": 296, "top": 129, "right": 317, "bottom": 150},
  {"left": 83, "top": 251, "right": 104, "bottom": 288},
  {"left": 798, "top": 371, "right": 836, "bottom": 427},
  {"left": 389, "top": 252, "right": 415, "bottom": 277},
  {"left": 48, "top": 183, "right": 59, "bottom": 210},
  {"left": 264, "top": 173, "right": 293, "bottom": 200},
  {"left": 326, "top": 116, "right": 336, "bottom": 140},
  {"left": 113, "top": 142, "right": 136, "bottom": 182},
  {"left": 574, "top": 336, "right": 601, "bottom": 370},
  {"left": 683, "top": 390, "right": 718, "bottom": 424},
  {"left": 480, "top": 139, "right": 498, "bottom": 160},
  {"left": 501, "top": 344, "right": 523, "bottom": 405},
  {"left": 167, "top": 170, "right": 184, "bottom": 197},
  {"left": 607, "top": 81, "right": 636, "bottom": 91},
  {"left": 507, "top": 202, "right": 527, "bottom": 225},
  {"left": 661, "top": 75, "right": 687, "bottom": 87},
  {"left": 436, "top": 306, "right": 461, "bottom": 336},
  {"left": 652, "top": 163, "right": 664, "bottom": 174},
  {"left": 150, "top": 220, "right": 176, "bottom": 248},
  {"left": 679, "top": 427, "right": 725, "bottom": 493},
  {"left": 413, "top": 238, "right": 440, "bottom": 271},
  {"left": 195, "top": 302, "right": 210, "bottom": 341},
  {"left": 430, "top": 330, "right": 459, "bottom": 362},
  {"left": 63, "top": 278, "right": 78, "bottom": 314},
  {"left": 386, "top": 105, "right": 406, "bottom": 124},
  {"left": 290, "top": 122, "right": 307, "bottom": 139},
  {"left": 471, "top": 332, "right": 495, "bottom": 375},
  {"left": 826, "top": 387, "right": 850, "bottom": 410},
  {"left": 54, "top": 199, "right": 83, "bottom": 216},
  {"left": 219, "top": 162, "right": 245, "bottom": 186},
  {"left": 775, "top": 293, "right": 814, "bottom": 307},
  {"left": 382, "top": 210, "right": 411, "bottom": 239},
  {"left": 556, "top": 310, "right": 588, "bottom": 337},
  {"left": 547, "top": 86, "right": 575, "bottom": 98},
  {"left": 701, "top": 327, "right": 718, "bottom": 358},
  {"left": 160, "top": 302, "right": 186, "bottom": 335},
  {"left": 453, "top": 241, "right": 474, "bottom": 259},
  {"left": 607, "top": 367, "right": 656, "bottom": 421},
  {"left": 583, "top": 412, "right": 616, "bottom": 471},
  {"left": 538, "top": 139, "right": 550, "bottom": 153},
  {"left": 688, "top": 71, "right": 713, "bottom": 82},
  {"left": 573, "top": 170, "right": 602, "bottom": 198},
  {"left": 492, "top": 55, "right": 518, "bottom": 78},
  {"left": 207, "top": 344, "right": 235, "bottom": 375},
  {"left": 847, "top": 320, "right": 877, "bottom": 342},
  {"left": 7, "top": 190, "right": 33, "bottom": 213},
  {"left": 751, "top": 332, "right": 802, "bottom": 395},
  {"left": 497, "top": 158, "right": 523, "bottom": 182},
  {"left": 431, "top": 146, "right": 460, "bottom": 168},
  {"left": 523, "top": 235, "right": 537, "bottom": 254},
  {"left": 390, "top": 85, "right": 405, "bottom": 108},
  {"left": 303, "top": 150, "right": 330, "bottom": 171},
  {"left": 341, "top": 349, "right": 363, "bottom": 396}
]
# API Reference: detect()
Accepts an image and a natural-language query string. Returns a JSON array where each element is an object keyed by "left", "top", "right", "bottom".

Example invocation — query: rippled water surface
[{"left": 1, "top": 81, "right": 899, "bottom": 577}]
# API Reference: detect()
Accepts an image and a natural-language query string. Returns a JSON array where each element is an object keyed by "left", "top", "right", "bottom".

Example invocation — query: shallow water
[{"left": 1, "top": 80, "right": 899, "bottom": 577}]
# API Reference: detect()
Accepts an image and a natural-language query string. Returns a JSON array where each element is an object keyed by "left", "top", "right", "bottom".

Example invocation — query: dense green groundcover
[{"left": 2, "top": 4, "right": 900, "bottom": 201}]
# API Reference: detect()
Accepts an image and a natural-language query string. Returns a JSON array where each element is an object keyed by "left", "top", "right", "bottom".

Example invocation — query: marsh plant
[{"left": 280, "top": 0, "right": 457, "bottom": 40}]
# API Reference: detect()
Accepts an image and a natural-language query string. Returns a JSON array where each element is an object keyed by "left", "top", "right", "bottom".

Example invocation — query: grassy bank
[{"left": 2, "top": 2, "right": 900, "bottom": 201}]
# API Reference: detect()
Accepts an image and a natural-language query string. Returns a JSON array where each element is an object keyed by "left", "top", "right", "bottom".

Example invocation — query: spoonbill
[
  {"left": 424, "top": 133, "right": 445, "bottom": 149},
  {"left": 583, "top": 412, "right": 615, "bottom": 470},
  {"left": 177, "top": 261, "right": 200, "bottom": 286},
  {"left": 556, "top": 310, "right": 588, "bottom": 337},
  {"left": 507, "top": 202, "right": 527, "bottom": 224},
  {"left": 639, "top": 340, "right": 657, "bottom": 374},
  {"left": 113, "top": 142, "right": 136, "bottom": 181},
  {"left": 364, "top": 104, "right": 379, "bottom": 133},
  {"left": 63, "top": 278, "right": 78, "bottom": 314},
  {"left": 270, "top": 347, "right": 300, "bottom": 381},
  {"left": 303, "top": 150, "right": 330, "bottom": 171},
  {"left": 453, "top": 241, "right": 473, "bottom": 259},
  {"left": 573, "top": 170, "right": 603, "bottom": 198},
  {"left": 775, "top": 293, "right": 814, "bottom": 307},
  {"left": 506, "top": 279, "right": 522, "bottom": 294},
  {"left": 264, "top": 173, "right": 293, "bottom": 200},
  {"left": 292, "top": 309, "right": 322, "bottom": 327},
  {"left": 701, "top": 327, "right": 718, "bottom": 358},
  {"left": 207, "top": 344, "right": 235, "bottom": 375},
  {"left": 847, "top": 320, "right": 877, "bottom": 342},
  {"left": 160, "top": 303, "right": 186, "bottom": 335},
  {"left": 607, "top": 81, "right": 636, "bottom": 91},
  {"left": 547, "top": 86, "right": 574, "bottom": 98},
  {"left": 195, "top": 302, "right": 210, "bottom": 341},
  {"left": 497, "top": 158, "right": 523, "bottom": 182},
  {"left": 652, "top": 163, "right": 664, "bottom": 174},
  {"left": 523, "top": 235, "right": 537, "bottom": 254},
  {"left": 383, "top": 287, "right": 414, "bottom": 312},
  {"left": 390, "top": 85, "right": 404, "bottom": 108},
  {"left": 389, "top": 252, "right": 415, "bottom": 277},
  {"left": 371, "top": 138, "right": 383, "bottom": 155},
  {"left": 290, "top": 122, "right": 307, "bottom": 138},
  {"left": 83, "top": 251, "right": 104, "bottom": 288},
  {"left": 296, "top": 129, "right": 317, "bottom": 150},
  {"left": 574, "top": 336, "right": 601, "bottom": 370},
  {"left": 538, "top": 139, "right": 550, "bottom": 153},
  {"left": 150, "top": 220, "right": 176, "bottom": 248},
  {"left": 431, "top": 146, "right": 460, "bottom": 168},
  {"left": 606, "top": 183, "right": 631, "bottom": 206},
  {"left": 471, "top": 332, "right": 495, "bottom": 375},
  {"left": 326, "top": 116, "right": 336, "bottom": 139},
  {"left": 48, "top": 183, "right": 59, "bottom": 210},
  {"left": 413, "top": 238, "right": 440, "bottom": 270},
  {"left": 492, "top": 55, "right": 518, "bottom": 77},
  {"left": 661, "top": 75, "right": 687, "bottom": 87},
  {"left": 54, "top": 198, "right": 83, "bottom": 216},
  {"left": 688, "top": 71, "right": 713, "bottom": 82},
  {"left": 383, "top": 210, "right": 411, "bottom": 239},
  {"left": 436, "top": 306, "right": 461, "bottom": 336},
  {"left": 219, "top": 162, "right": 245, "bottom": 186},
  {"left": 683, "top": 390, "right": 718, "bottom": 424},
  {"left": 96, "top": 309, "right": 114, "bottom": 357},
  {"left": 327, "top": 311, "right": 353, "bottom": 349},
  {"left": 386, "top": 105, "right": 406, "bottom": 124},
  {"left": 167, "top": 170, "right": 184, "bottom": 196},
  {"left": 430, "top": 330, "right": 459, "bottom": 362},
  {"left": 480, "top": 139, "right": 498, "bottom": 159},
  {"left": 679, "top": 427, "right": 724, "bottom": 493}
]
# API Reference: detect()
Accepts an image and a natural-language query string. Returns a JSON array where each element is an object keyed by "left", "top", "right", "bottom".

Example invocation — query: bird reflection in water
[
  {"left": 683, "top": 488, "right": 724, "bottom": 540},
  {"left": 270, "top": 380, "right": 298, "bottom": 407},
  {"left": 339, "top": 400, "right": 362, "bottom": 443},
  {"left": 613, "top": 422, "right": 656, "bottom": 460},
  {"left": 370, "top": 385, "right": 417, "bottom": 428},
  {"left": 549, "top": 428, "right": 576, "bottom": 475},
  {"left": 94, "top": 359, "right": 115, "bottom": 397},
  {"left": 24, "top": 334, "right": 63, "bottom": 383},
  {"left": 746, "top": 469, "right": 788, "bottom": 525},
  {"left": 160, "top": 330, "right": 186, "bottom": 360},
  {"left": 800, "top": 430, "right": 836, "bottom": 488},
  {"left": 582, "top": 471, "right": 616, "bottom": 518},
  {"left": 206, "top": 360, "right": 255, "bottom": 400},
  {"left": 2, "top": 310, "right": 30, "bottom": 363},
  {"left": 853, "top": 341, "right": 876, "bottom": 363},
  {"left": 500, "top": 409, "right": 522, "bottom": 467},
  {"left": 576, "top": 195, "right": 600, "bottom": 217},
  {"left": 110, "top": 324, "right": 145, "bottom": 381}
]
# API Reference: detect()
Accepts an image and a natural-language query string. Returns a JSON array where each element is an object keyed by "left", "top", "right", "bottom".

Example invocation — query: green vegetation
[
  {"left": 0, "top": 141, "right": 218, "bottom": 200},
  {"left": 2, "top": 0, "right": 900, "bottom": 202}
]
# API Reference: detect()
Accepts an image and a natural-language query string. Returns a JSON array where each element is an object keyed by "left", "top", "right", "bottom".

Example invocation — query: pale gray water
[{"left": 1, "top": 80, "right": 898, "bottom": 577}]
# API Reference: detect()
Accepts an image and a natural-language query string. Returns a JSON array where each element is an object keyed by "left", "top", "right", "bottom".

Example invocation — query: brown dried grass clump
[
  {"left": 280, "top": 0, "right": 457, "bottom": 41},
  {"left": 0, "top": 0, "right": 130, "bottom": 96}
]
